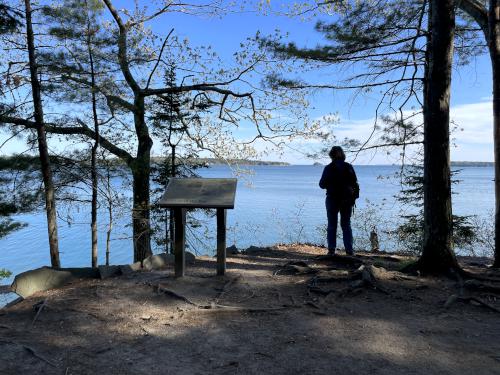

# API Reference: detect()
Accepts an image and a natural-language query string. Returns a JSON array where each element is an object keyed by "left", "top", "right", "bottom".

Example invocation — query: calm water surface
[{"left": 0, "top": 165, "right": 495, "bottom": 285}]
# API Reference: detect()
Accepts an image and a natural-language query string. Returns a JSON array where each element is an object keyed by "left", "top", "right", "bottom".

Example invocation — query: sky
[
  {"left": 0, "top": 0, "right": 494, "bottom": 165},
  {"left": 149, "top": 1, "right": 495, "bottom": 165}
]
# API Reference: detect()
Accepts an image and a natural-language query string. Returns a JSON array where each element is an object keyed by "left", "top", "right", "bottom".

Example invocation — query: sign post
[
  {"left": 216, "top": 208, "right": 227, "bottom": 275},
  {"left": 159, "top": 178, "right": 237, "bottom": 277}
]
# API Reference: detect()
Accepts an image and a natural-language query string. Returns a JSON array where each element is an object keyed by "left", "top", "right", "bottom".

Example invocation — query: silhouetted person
[{"left": 319, "top": 146, "right": 358, "bottom": 255}]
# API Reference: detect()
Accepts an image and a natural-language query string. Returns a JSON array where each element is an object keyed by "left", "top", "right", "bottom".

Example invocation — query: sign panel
[{"left": 159, "top": 178, "right": 237, "bottom": 209}]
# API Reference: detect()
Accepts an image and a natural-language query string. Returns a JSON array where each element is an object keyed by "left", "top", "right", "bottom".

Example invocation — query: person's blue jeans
[{"left": 326, "top": 196, "right": 354, "bottom": 255}]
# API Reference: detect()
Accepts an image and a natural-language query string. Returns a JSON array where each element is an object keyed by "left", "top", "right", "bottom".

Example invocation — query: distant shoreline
[
  {"left": 0, "top": 155, "right": 493, "bottom": 168},
  {"left": 450, "top": 161, "right": 494, "bottom": 167}
]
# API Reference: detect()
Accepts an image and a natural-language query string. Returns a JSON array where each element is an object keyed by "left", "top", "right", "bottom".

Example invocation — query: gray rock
[
  {"left": 143, "top": 253, "right": 175, "bottom": 271},
  {"left": 141, "top": 251, "right": 196, "bottom": 271},
  {"left": 10, "top": 267, "right": 100, "bottom": 298},
  {"left": 98, "top": 265, "right": 122, "bottom": 279},
  {"left": 11, "top": 267, "right": 75, "bottom": 298},
  {"left": 60, "top": 267, "right": 99, "bottom": 278},
  {"left": 120, "top": 261, "right": 143, "bottom": 275}
]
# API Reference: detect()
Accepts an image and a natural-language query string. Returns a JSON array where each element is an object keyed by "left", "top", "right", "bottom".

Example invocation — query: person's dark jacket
[{"left": 319, "top": 160, "right": 358, "bottom": 205}]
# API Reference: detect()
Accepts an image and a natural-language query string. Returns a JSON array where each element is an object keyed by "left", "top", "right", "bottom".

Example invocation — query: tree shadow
[{"left": 1, "top": 249, "right": 499, "bottom": 375}]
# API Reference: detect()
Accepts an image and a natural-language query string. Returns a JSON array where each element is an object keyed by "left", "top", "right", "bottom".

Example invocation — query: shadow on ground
[{"left": 1, "top": 245, "right": 499, "bottom": 375}]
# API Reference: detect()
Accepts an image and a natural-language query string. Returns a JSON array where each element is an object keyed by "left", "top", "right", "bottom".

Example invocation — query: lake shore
[{"left": 1, "top": 244, "right": 499, "bottom": 375}]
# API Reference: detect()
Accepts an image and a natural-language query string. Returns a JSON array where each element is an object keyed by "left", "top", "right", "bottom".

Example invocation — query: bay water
[{"left": 0, "top": 164, "right": 495, "bottom": 286}]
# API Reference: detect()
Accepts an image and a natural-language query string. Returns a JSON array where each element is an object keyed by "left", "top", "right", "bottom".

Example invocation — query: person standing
[{"left": 319, "top": 146, "right": 358, "bottom": 255}]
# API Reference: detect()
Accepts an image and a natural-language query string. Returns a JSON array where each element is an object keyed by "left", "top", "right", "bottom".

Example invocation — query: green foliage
[
  {"left": 0, "top": 152, "right": 102, "bottom": 238},
  {"left": 0, "top": 3, "right": 22, "bottom": 34},
  {"left": 0, "top": 268, "right": 11, "bottom": 280},
  {"left": 260, "top": 0, "right": 485, "bottom": 159},
  {"left": 395, "top": 164, "right": 478, "bottom": 254},
  {"left": 0, "top": 218, "right": 26, "bottom": 239},
  {"left": 149, "top": 64, "right": 209, "bottom": 252},
  {"left": 0, "top": 155, "right": 42, "bottom": 239}
]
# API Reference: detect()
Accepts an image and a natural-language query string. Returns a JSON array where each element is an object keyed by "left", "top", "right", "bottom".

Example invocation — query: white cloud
[
  {"left": 288, "top": 98, "right": 495, "bottom": 165},
  {"left": 1, "top": 99, "right": 495, "bottom": 165}
]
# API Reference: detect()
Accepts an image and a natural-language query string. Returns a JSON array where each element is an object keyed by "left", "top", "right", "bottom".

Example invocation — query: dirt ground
[{"left": 1, "top": 245, "right": 499, "bottom": 375}]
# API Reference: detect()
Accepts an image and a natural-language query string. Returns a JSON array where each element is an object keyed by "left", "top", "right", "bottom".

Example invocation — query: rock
[
  {"left": 60, "top": 267, "right": 100, "bottom": 279},
  {"left": 10, "top": 267, "right": 100, "bottom": 298},
  {"left": 120, "top": 261, "right": 143, "bottom": 275},
  {"left": 98, "top": 265, "right": 122, "bottom": 279},
  {"left": 11, "top": 267, "right": 75, "bottom": 298},
  {"left": 142, "top": 251, "right": 196, "bottom": 271},
  {"left": 130, "top": 261, "right": 143, "bottom": 271},
  {"left": 226, "top": 245, "right": 239, "bottom": 255},
  {"left": 143, "top": 253, "right": 175, "bottom": 271}
]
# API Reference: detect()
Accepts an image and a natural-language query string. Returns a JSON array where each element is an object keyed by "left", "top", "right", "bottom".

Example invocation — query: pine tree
[
  {"left": 150, "top": 63, "right": 208, "bottom": 253},
  {"left": 395, "top": 164, "right": 477, "bottom": 254}
]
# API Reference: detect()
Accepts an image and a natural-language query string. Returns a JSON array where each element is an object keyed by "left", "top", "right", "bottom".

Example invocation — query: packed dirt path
[{"left": 1, "top": 245, "right": 499, "bottom": 375}]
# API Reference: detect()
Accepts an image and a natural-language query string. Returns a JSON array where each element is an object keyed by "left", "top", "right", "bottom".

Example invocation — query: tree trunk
[
  {"left": 490, "top": 0, "right": 500, "bottom": 268},
  {"left": 132, "top": 165, "right": 152, "bottom": 262},
  {"left": 88, "top": 14, "right": 99, "bottom": 269},
  {"left": 105, "top": 161, "right": 112, "bottom": 266},
  {"left": 24, "top": 0, "right": 60, "bottom": 268},
  {"left": 131, "top": 95, "right": 153, "bottom": 263},
  {"left": 420, "top": 0, "right": 459, "bottom": 274},
  {"left": 169, "top": 145, "right": 176, "bottom": 254}
]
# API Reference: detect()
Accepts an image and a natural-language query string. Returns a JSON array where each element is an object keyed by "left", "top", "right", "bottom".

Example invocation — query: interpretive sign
[
  {"left": 159, "top": 178, "right": 237, "bottom": 209},
  {"left": 159, "top": 178, "right": 237, "bottom": 277}
]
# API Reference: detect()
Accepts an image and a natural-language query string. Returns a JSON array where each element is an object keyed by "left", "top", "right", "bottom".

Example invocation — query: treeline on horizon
[
  {"left": 0, "top": 154, "right": 290, "bottom": 169},
  {"left": 1, "top": 155, "right": 492, "bottom": 169}
]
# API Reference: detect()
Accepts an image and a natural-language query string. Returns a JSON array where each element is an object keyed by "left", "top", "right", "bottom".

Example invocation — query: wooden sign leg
[
  {"left": 216, "top": 208, "right": 227, "bottom": 276},
  {"left": 174, "top": 208, "right": 186, "bottom": 277}
]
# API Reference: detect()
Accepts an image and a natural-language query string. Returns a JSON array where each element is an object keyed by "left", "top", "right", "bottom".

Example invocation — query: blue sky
[
  {"left": 1, "top": 1, "right": 494, "bottom": 165},
  {"left": 150, "top": 2, "right": 494, "bottom": 164}
]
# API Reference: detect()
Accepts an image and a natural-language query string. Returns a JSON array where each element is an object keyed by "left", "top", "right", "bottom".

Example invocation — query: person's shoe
[
  {"left": 346, "top": 250, "right": 355, "bottom": 256},
  {"left": 327, "top": 249, "right": 336, "bottom": 256}
]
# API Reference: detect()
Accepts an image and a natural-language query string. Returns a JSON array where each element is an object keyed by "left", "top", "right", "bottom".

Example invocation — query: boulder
[
  {"left": 142, "top": 252, "right": 196, "bottom": 271},
  {"left": 60, "top": 267, "right": 99, "bottom": 279},
  {"left": 120, "top": 261, "right": 143, "bottom": 275},
  {"left": 98, "top": 265, "right": 122, "bottom": 279},
  {"left": 142, "top": 253, "right": 175, "bottom": 271},
  {"left": 10, "top": 267, "right": 99, "bottom": 298},
  {"left": 11, "top": 267, "right": 75, "bottom": 298}
]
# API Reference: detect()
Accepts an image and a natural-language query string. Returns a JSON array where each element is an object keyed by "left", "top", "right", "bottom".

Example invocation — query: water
[{"left": 0, "top": 165, "right": 495, "bottom": 286}]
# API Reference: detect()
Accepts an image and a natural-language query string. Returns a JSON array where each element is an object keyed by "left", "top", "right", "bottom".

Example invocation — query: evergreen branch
[
  {"left": 269, "top": 78, "right": 419, "bottom": 91},
  {"left": 101, "top": 0, "right": 141, "bottom": 93},
  {"left": 60, "top": 74, "right": 135, "bottom": 111},
  {"left": 0, "top": 115, "right": 134, "bottom": 164}
]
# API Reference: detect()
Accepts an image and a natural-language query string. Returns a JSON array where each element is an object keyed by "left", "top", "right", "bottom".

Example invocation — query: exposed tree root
[
  {"left": 155, "top": 284, "right": 197, "bottom": 306},
  {"left": 460, "top": 269, "right": 500, "bottom": 283},
  {"left": 444, "top": 294, "right": 500, "bottom": 314},
  {"left": 274, "top": 261, "right": 318, "bottom": 276},
  {"left": 31, "top": 299, "right": 47, "bottom": 327},
  {"left": 194, "top": 303, "right": 293, "bottom": 313},
  {"left": 215, "top": 274, "right": 242, "bottom": 303},
  {"left": 314, "top": 254, "right": 363, "bottom": 268},
  {"left": 308, "top": 264, "right": 391, "bottom": 296},
  {"left": 154, "top": 283, "right": 293, "bottom": 313},
  {"left": 463, "top": 279, "right": 500, "bottom": 295}
]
